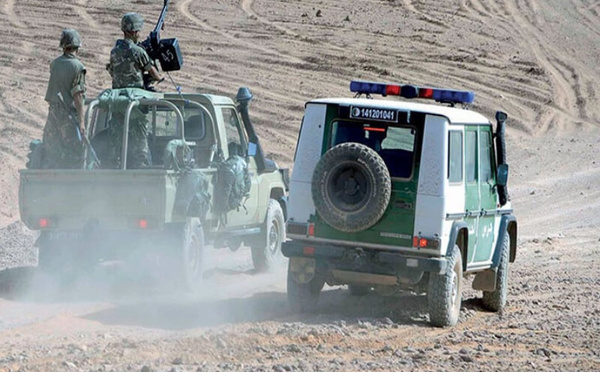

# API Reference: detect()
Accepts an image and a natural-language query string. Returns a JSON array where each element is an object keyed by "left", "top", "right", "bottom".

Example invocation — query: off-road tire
[
  {"left": 165, "top": 218, "right": 204, "bottom": 292},
  {"left": 312, "top": 142, "right": 391, "bottom": 233},
  {"left": 482, "top": 234, "right": 510, "bottom": 311},
  {"left": 428, "top": 246, "right": 463, "bottom": 327},
  {"left": 348, "top": 284, "right": 371, "bottom": 296},
  {"left": 251, "top": 199, "right": 285, "bottom": 272},
  {"left": 37, "top": 234, "right": 95, "bottom": 277},
  {"left": 287, "top": 268, "right": 326, "bottom": 313},
  {"left": 37, "top": 240, "right": 62, "bottom": 274}
]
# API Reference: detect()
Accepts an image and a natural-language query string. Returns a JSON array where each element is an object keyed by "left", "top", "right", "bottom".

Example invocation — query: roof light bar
[{"left": 350, "top": 80, "right": 475, "bottom": 104}]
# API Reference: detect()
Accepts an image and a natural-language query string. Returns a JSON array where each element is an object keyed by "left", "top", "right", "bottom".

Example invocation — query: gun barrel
[{"left": 152, "top": 0, "right": 170, "bottom": 33}]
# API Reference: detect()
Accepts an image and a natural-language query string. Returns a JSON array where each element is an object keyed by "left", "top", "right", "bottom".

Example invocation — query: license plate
[
  {"left": 47, "top": 231, "right": 84, "bottom": 242},
  {"left": 350, "top": 106, "right": 398, "bottom": 123}
]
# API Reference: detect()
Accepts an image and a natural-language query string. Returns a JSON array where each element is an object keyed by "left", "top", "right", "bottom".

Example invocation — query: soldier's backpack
[
  {"left": 215, "top": 155, "right": 251, "bottom": 213},
  {"left": 174, "top": 170, "right": 210, "bottom": 219}
]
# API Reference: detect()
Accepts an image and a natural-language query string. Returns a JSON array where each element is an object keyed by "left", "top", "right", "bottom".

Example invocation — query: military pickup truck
[{"left": 20, "top": 87, "right": 288, "bottom": 290}]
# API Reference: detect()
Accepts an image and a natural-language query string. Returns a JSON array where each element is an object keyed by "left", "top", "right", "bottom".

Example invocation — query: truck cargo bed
[{"left": 19, "top": 169, "right": 179, "bottom": 231}]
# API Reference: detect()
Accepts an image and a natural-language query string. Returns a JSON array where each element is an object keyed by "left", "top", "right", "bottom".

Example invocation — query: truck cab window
[
  {"left": 155, "top": 110, "right": 178, "bottom": 137},
  {"left": 222, "top": 107, "right": 246, "bottom": 157}
]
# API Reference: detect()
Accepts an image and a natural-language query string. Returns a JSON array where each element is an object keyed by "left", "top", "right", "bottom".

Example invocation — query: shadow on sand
[{"left": 0, "top": 265, "right": 488, "bottom": 331}]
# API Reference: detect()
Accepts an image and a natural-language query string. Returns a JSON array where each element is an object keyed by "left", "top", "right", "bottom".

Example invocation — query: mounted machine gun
[{"left": 140, "top": 0, "right": 183, "bottom": 89}]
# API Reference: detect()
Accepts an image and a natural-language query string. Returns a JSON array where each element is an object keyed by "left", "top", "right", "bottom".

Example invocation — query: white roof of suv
[{"left": 309, "top": 98, "right": 490, "bottom": 125}]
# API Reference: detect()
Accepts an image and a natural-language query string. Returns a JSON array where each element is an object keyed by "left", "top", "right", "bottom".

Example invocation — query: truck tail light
[
  {"left": 303, "top": 246, "right": 315, "bottom": 256},
  {"left": 413, "top": 236, "right": 440, "bottom": 249},
  {"left": 138, "top": 219, "right": 148, "bottom": 229},
  {"left": 39, "top": 218, "right": 50, "bottom": 228}
]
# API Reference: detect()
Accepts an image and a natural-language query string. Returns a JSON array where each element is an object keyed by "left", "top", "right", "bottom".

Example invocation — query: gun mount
[{"left": 140, "top": 0, "right": 183, "bottom": 73}]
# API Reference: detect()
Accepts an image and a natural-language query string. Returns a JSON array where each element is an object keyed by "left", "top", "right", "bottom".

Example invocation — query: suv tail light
[
  {"left": 413, "top": 236, "right": 441, "bottom": 249},
  {"left": 287, "top": 222, "right": 315, "bottom": 237}
]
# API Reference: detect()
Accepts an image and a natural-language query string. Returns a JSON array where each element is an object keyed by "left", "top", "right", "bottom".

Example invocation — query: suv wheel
[
  {"left": 482, "top": 234, "right": 510, "bottom": 311},
  {"left": 287, "top": 269, "right": 325, "bottom": 313},
  {"left": 312, "top": 142, "right": 391, "bottom": 232},
  {"left": 251, "top": 199, "right": 285, "bottom": 272},
  {"left": 428, "top": 246, "right": 463, "bottom": 327}
]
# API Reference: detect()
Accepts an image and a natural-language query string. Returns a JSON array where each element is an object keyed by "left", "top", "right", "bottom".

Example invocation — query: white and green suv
[{"left": 282, "top": 81, "right": 517, "bottom": 327}]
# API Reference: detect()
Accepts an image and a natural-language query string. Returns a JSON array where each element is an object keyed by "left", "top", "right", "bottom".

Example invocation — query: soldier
[
  {"left": 41, "top": 28, "right": 86, "bottom": 169},
  {"left": 105, "top": 13, "right": 162, "bottom": 169},
  {"left": 106, "top": 12, "right": 162, "bottom": 89}
]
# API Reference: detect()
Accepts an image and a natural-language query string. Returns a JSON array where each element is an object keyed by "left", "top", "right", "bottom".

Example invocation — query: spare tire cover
[{"left": 311, "top": 142, "right": 392, "bottom": 232}]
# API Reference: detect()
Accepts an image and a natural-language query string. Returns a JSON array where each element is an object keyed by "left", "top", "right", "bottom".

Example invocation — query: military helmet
[
  {"left": 121, "top": 12, "right": 144, "bottom": 32},
  {"left": 59, "top": 28, "right": 81, "bottom": 49}
]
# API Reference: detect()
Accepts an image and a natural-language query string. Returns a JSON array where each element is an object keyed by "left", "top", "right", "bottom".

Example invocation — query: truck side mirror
[
  {"left": 248, "top": 142, "right": 257, "bottom": 157},
  {"left": 497, "top": 164, "right": 509, "bottom": 186}
]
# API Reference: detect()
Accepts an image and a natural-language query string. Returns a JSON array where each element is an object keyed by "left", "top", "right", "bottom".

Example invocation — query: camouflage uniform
[
  {"left": 42, "top": 29, "right": 86, "bottom": 169},
  {"left": 103, "top": 107, "right": 150, "bottom": 169},
  {"left": 104, "top": 13, "right": 152, "bottom": 168},
  {"left": 106, "top": 39, "right": 153, "bottom": 89}
]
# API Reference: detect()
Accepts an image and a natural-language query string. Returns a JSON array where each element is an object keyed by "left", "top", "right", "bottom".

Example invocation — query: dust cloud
[{"left": 0, "top": 226, "right": 289, "bottom": 331}]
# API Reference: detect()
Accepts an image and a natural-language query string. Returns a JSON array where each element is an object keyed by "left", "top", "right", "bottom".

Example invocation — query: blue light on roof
[
  {"left": 349, "top": 81, "right": 387, "bottom": 95},
  {"left": 432, "top": 89, "right": 475, "bottom": 104},
  {"left": 349, "top": 80, "right": 475, "bottom": 104}
]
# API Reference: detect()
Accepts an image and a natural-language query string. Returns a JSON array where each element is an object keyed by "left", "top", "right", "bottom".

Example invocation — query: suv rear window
[{"left": 331, "top": 121, "right": 416, "bottom": 179}]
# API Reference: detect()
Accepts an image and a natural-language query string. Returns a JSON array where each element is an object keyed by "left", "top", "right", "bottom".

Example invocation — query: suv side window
[
  {"left": 466, "top": 130, "right": 477, "bottom": 183},
  {"left": 222, "top": 107, "right": 246, "bottom": 157},
  {"left": 448, "top": 131, "right": 463, "bottom": 183},
  {"left": 480, "top": 130, "right": 493, "bottom": 182}
]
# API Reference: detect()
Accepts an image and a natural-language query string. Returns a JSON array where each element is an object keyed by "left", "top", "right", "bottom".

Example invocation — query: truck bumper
[{"left": 282, "top": 240, "right": 448, "bottom": 276}]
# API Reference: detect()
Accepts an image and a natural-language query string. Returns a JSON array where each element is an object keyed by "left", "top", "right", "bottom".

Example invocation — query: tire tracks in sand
[
  {"left": 178, "top": 0, "right": 305, "bottom": 66},
  {"left": 458, "top": 0, "right": 594, "bottom": 132},
  {"left": 3, "top": 0, "right": 26, "bottom": 29}
]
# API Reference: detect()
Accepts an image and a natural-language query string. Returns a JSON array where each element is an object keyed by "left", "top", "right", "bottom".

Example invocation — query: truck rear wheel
[
  {"left": 164, "top": 218, "right": 204, "bottom": 292},
  {"left": 428, "top": 246, "right": 463, "bottom": 327},
  {"left": 37, "top": 239, "right": 63, "bottom": 274},
  {"left": 311, "top": 142, "right": 391, "bottom": 232},
  {"left": 251, "top": 199, "right": 285, "bottom": 272},
  {"left": 37, "top": 234, "right": 95, "bottom": 278}
]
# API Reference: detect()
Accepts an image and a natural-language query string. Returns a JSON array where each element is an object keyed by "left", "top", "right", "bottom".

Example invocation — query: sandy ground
[{"left": 1, "top": 0, "right": 600, "bottom": 371}]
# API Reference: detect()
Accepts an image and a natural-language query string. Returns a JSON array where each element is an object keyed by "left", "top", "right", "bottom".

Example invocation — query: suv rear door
[
  {"left": 474, "top": 125, "right": 497, "bottom": 262},
  {"left": 465, "top": 125, "right": 497, "bottom": 266}
]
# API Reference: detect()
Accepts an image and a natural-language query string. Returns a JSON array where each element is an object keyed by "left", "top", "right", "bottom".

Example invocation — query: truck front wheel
[
  {"left": 428, "top": 246, "right": 463, "bottom": 327},
  {"left": 251, "top": 199, "right": 285, "bottom": 272}
]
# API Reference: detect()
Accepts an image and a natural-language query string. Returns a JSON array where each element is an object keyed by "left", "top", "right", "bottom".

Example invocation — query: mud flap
[
  {"left": 289, "top": 257, "right": 316, "bottom": 284},
  {"left": 472, "top": 268, "right": 497, "bottom": 291}
]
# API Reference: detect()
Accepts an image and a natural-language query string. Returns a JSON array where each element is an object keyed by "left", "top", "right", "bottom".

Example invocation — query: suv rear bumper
[{"left": 282, "top": 240, "right": 448, "bottom": 275}]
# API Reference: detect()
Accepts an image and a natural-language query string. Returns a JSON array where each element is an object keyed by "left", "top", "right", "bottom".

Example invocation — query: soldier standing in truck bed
[
  {"left": 42, "top": 28, "right": 86, "bottom": 169},
  {"left": 105, "top": 12, "right": 162, "bottom": 169}
]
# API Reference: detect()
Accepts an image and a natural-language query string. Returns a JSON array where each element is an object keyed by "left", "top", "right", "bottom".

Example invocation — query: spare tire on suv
[{"left": 311, "top": 142, "right": 391, "bottom": 232}]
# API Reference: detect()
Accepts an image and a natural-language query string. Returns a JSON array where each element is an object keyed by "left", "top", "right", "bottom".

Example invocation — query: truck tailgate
[{"left": 19, "top": 169, "right": 178, "bottom": 230}]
